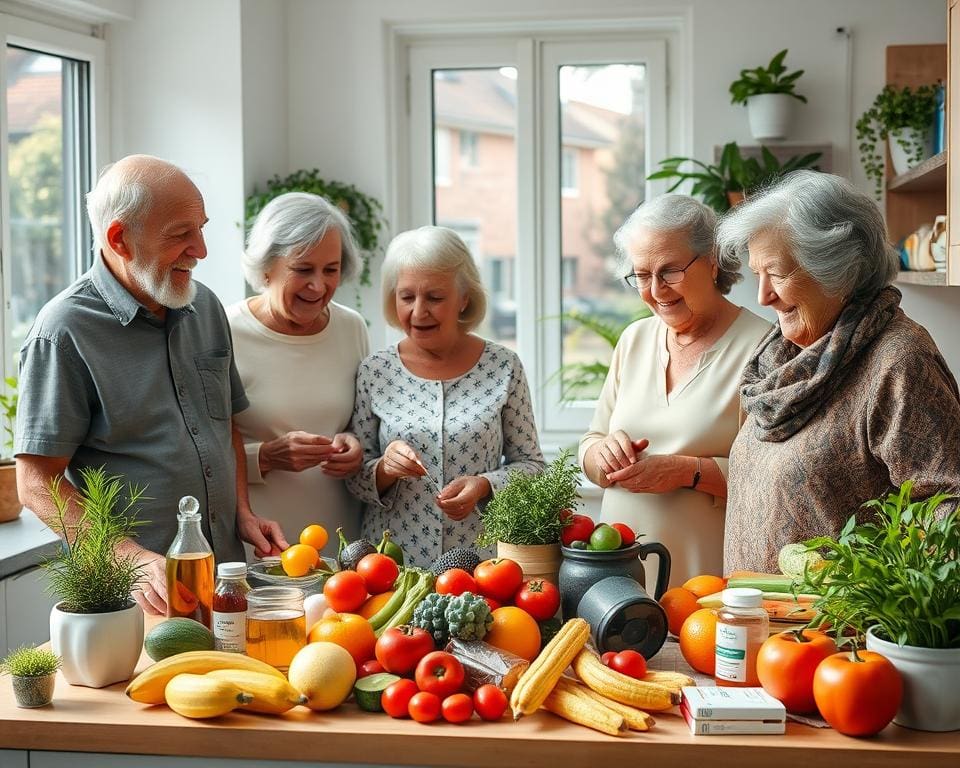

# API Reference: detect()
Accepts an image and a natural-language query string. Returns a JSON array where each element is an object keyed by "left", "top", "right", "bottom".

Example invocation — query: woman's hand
[
  {"left": 375, "top": 440, "right": 429, "bottom": 494},
  {"left": 605, "top": 454, "right": 690, "bottom": 494},
  {"left": 436, "top": 476, "right": 492, "bottom": 521},
  {"left": 320, "top": 433, "right": 364, "bottom": 478},
  {"left": 584, "top": 432, "right": 650, "bottom": 486},
  {"left": 259, "top": 431, "right": 339, "bottom": 474}
]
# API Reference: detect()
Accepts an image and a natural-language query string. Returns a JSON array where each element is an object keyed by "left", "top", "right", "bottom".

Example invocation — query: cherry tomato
[
  {"left": 280, "top": 543, "right": 320, "bottom": 577},
  {"left": 609, "top": 650, "right": 647, "bottom": 679},
  {"left": 408, "top": 691, "right": 442, "bottom": 723},
  {"left": 435, "top": 568, "right": 478, "bottom": 596},
  {"left": 375, "top": 625, "right": 435, "bottom": 675},
  {"left": 513, "top": 578, "right": 561, "bottom": 621},
  {"left": 561, "top": 514, "right": 595, "bottom": 547},
  {"left": 415, "top": 651, "right": 466, "bottom": 698},
  {"left": 357, "top": 659, "right": 386, "bottom": 678},
  {"left": 474, "top": 558, "right": 524, "bottom": 602},
  {"left": 601, "top": 651, "right": 617, "bottom": 666},
  {"left": 611, "top": 522, "right": 636, "bottom": 547},
  {"left": 299, "top": 524, "right": 329, "bottom": 551},
  {"left": 813, "top": 650, "right": 902, "bottom": 736},
  {"left": 441, "top": 693, "right": 474, "bottom": 723},
  {"left": 322, "top": 570, "right": 368, "bottom": 613},
  {"left": 381, "top": 678, "right": 418, "bottom": 719},
  {"left": 473, "top": 683, "right": 509, "bottom": 721},
  {"left": 756, "top": 629, "right": 838, "bottom": 713},
  {"left": 356, "top": 553, "right": 400, "bottom": 595}
]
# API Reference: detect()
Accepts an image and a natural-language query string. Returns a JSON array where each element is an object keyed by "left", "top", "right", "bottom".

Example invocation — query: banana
[
  {"left": 206, "top": 669, "right": 307, "bottom": 714},
  {"left": 164, "top": 673, "right": 253, "bottom": 719}
]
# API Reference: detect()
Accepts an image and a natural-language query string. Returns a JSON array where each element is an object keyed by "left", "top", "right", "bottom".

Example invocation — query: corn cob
[
  {"left": 573, "top": 648, "right": 679, "bottom": 711},
  {"left": 510, "top": 617, "right": 590, "bottom": 719},
  {"left": 542, "top": 684, "right": 627, "bottom": 736},
  {"left": 555, "top": 677, "right": 655, "bottom": 731},
  {"left": 642, "top": 670, "right": 695, "bottom": 690}
]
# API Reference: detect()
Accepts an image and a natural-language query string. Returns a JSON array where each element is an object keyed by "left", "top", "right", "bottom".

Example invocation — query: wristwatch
[{"left": 688, "top": 456, "right": 702, "bottom": 489}]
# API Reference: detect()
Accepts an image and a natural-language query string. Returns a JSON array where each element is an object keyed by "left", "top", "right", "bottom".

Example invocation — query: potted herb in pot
[
  {"left": 729, "top": 49, "right": 807, "bottom": 141},
  {"left": 44, "top": 468, "right": 149, "bottom": 688},
  {"left": 1, "top": 645, "right": 60, "bottom": 708},
  {"left": 800, "top": 481, "right": 960, "bottom": 732},
  {"left": 0, "top": 376, "right": 20, "bottom": 523},
  {"left": 476, "top": 451, "right": 581, "bottom": 583},
  {"left": 856, "top": 84, "right": 938, "bottom": 198}
]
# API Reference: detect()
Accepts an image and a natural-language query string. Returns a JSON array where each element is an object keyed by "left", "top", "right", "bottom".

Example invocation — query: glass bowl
[{"left": 247, "top": 557, "right": 336, "bottom": 595}]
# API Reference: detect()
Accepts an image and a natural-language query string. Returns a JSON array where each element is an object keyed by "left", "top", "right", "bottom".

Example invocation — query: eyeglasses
[{"left": 623, "top": 254, "right": 700, "bottom": 290}]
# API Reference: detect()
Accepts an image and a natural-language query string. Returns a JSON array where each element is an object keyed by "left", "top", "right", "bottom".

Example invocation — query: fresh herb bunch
[
  {"left": 856, "top": 84, "right": 938, "bottom": 198},
  {"left": 43, "top": 468, "right": 149, "bottom": 614},
  {"left": 0, "top": 376, "right": 17, "bottom": 456},
  {"left": 477, "top": 451, "right": 581, "bottom": 547},
  {"left": 0, "top": 646, "right": 60, "bottom": 677},
  {"left": 800, "top": 481, "right": 960, "bottom": 649},
  {"left": 729, "top": 49, "right": 807, "bottom": 106}
]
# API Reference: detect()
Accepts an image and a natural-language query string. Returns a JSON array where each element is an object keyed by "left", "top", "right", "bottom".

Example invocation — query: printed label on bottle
[
  {"left": 213, "top": 610, "right": 246, "bottom": 653},
  {"left": 715, "top": 622, "right": 747, "bottom": 682}
]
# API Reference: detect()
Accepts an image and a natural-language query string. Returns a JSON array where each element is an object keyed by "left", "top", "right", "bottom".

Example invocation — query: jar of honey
[
  {"left": 212, "top": 562, "right": 250, "bottom": 653},
  {"left": 245, "top": 586, "right": 306, "bottom": 672}
]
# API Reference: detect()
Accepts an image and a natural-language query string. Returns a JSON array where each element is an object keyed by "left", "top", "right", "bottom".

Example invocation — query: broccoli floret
[
  {"left": 444, "top": 592, "right": 493, "bottom": 641},
  {"left": 411, "top": 592, "right": 452, "bottom": 644}
]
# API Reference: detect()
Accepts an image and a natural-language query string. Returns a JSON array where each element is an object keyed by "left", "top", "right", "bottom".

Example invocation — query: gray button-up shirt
[{"left": 15, "top": 256, "right": 248, "bottom": 563}]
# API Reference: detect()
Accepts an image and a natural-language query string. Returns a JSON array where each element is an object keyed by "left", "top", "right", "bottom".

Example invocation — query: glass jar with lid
[
  {"left": 245, "top": 586, "right": 306, "bottom": 671},
  {"left": 715, "top": 587, "right": 768, "bottom": 687}
]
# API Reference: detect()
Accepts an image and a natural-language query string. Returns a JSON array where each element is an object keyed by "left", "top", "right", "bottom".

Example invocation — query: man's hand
[
  {"left": 320, "top": 433, "right": 363, "bottom": 478},
  {"left": 258, "top": 431, "right": 339, "bottom": 474},
  {"left": 436, "top": 476, "right": 491, "bottom": 521},
  {"left": 132, "top": 551, "right": 168, "bottom": 615},
  {"left": 605, "top": 454, "right": 689, "bottom": 494},
  {"left": 237, "top": 509, "right": 289, "bottom": 558}
]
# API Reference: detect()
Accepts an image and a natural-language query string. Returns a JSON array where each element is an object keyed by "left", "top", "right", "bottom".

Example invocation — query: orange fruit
[
  {"left": 300, "top": 524, "right": 329, "bottom": 552},
  {"left": 682, "top": 574, "right": 726, "bottom": 599},
  {"left": 308, "top": 612, "right": 376, "bottom": 666},
  {"left": 659, "top": 587, "right": 701, "bottom": 636},
  {"left": 358, "top": 591, "right": 395, "bottom": 619},
  {"left": 280, "top": 543, "right": 320, "bottom": 577},
  {"left": 679, "top": 608, "right": 718, "bottom": 675},
  {"left": 484, "top": 607, "right": 541, "bottom": 661}
]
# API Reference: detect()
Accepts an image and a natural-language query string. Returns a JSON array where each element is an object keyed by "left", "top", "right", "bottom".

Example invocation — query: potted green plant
[
  {"left": 800, "top": 481, "right": 960, "bottom": 732},
  {"left": 477, "top": 451, "right": 581, "bottom": 583},
  {"left": 44, "top": 467, "right": 149, "bottom": 688},
  {"left": 0, "top": 376, "right": 20, "bottom": 523},
  {"left": 729, "top": 49, "right": 807, "bottom": 140},
  {"left": 1, "top": 645, "right": 60, "bottom": 708},
  {"left": 856, "top": 84, "right": 938, "bottom": 198}
]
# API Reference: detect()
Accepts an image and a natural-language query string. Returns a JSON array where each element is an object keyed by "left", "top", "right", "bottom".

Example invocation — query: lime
[
  {"left": 589, "top": 524, "right": 622, "bottom": 551},
  {"left": 353, "top": 672, "right": 401, "bottom": 712}
]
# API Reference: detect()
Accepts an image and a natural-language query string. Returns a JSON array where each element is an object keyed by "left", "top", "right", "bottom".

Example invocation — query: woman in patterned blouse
[
  {"left": 346, "top": 226, "right": 545, "bottom": 567},
  {"left": 717, "top": 171, "right": 960, "bottom": 573}
]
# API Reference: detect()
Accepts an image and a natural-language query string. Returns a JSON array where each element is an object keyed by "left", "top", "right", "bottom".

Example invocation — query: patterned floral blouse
[{"left": 345, "top": 341, "right": 544, "bottom": 567}]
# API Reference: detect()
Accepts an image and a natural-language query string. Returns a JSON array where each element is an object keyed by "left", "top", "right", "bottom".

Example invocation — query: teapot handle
[{"left": 636, "top": 542, "right": 671, "bottom": 600}]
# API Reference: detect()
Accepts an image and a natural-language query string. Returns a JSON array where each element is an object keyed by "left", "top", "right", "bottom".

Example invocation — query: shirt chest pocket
[{"left": 195, "top": 350, "right": 232, "bottom": 421}]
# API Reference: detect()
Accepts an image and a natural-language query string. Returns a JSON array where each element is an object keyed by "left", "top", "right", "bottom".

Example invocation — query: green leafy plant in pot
[
  {"left": 729, "top": 49, "right": 807, "bottom": 141},
  {"left": 1, "top": 645, "right": 60, "bottom": 708},
  {"left": 43, "top": 467, "right": 150, "bottom": 688},
  {"left": 0, "top": 376, "right": 20, "bottom": 522},
  {"left": 477, "top": 450, "right": 581, "bottom": 583},
  {"left": 800, "top": 480, "right": 960, "bottom": 731}
]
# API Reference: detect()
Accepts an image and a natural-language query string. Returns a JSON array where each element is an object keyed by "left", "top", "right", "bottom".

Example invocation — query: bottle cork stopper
[{"left": 178, "top": 496, "right": 200, "bottom": 517}]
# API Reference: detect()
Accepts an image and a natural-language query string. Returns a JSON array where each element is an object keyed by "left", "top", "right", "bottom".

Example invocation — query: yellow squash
[
  {"left": 164, "top": 673, "right": 252, "bottom": 719},
  {"left": 205, "top": 669, "right": 307, "bottom": 714}
]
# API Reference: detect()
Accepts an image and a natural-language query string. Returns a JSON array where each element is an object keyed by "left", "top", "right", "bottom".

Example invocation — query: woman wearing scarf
[{"left": 717, "top": 170, "right": 960, "bottom": 574}]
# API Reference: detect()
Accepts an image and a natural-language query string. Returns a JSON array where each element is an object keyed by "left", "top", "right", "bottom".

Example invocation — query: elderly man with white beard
[{"left": 14, "top": 155, "right": 287, "bottom": 615}]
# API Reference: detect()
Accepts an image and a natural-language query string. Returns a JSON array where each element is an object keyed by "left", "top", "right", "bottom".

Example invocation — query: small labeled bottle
[
  {"left": 165, "top": 496, "right": 215, "bottom": 627},
  {"left": 715, "top": 587, "right": 768, "bottom": 687},
  {"left": 212, "top": 562, "right": 250, "bottom": 653}
]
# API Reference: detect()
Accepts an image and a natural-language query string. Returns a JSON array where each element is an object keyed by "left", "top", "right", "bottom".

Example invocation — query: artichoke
[{"left": 444, "top": 592, "right": 493, "bottom": 641}]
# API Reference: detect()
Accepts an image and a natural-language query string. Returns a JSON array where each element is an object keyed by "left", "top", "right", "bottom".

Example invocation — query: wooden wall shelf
[{"left": 887, "top": 151, "right": 947, "bottom": 192}]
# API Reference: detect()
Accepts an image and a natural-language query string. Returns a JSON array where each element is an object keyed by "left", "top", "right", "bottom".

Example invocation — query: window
[
  {"left": 401, "top": 28, "right": 671, "bottom": 441},
  {"left": 434, "top": 127, "right": 451, "bottom": 186},
  {"left": 460, "top": 130, "right": 479, "bottom": 167},
  {"left": 0, "top": 14, "right": 106, "bottom": 381}
]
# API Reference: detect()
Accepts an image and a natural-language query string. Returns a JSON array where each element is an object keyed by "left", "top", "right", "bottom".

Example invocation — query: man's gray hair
[
  {"left": 381, "top": 226, "right": 487, "bottom": 332},
  {"left": 243, "top": 192, "right": 361, "bottom": 292},
  {"left": 716, "top": 170, "right": 898, "bottom": 300},
  {"left": 613, "top": 194, "right": 741, "bottom": 295}
]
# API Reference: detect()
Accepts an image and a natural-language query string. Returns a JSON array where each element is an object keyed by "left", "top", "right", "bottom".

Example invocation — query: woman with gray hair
[
  {"left": 718, "top": 170, "right": 960, "bottom": 573},
  {"left": 228, "top": 192, "right": 370, "bottom": 549},
  {"left": 579, "top": 194, "right": 769, "bottom": 586},
  {"left": 346, "top": 226, "right": 544, "bottom": 567}
]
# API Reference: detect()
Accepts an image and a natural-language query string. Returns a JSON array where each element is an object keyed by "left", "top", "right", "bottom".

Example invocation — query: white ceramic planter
[
  {"left": 50, "top": 601, "right": 144, "bottom": 688},
  {"left": 888, "top": 126, "right": 935, "bottom": 176},
  {"left": 746, "top": 94, "right": 793, "bottom": 140},
  {"left": 865, "top": 626, "right": 960, "bottom": 732}
]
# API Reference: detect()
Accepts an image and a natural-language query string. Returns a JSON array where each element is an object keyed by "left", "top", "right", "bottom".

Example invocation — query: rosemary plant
[
  {"left": 0, "top": 646, "right": 60, "bottom": 677},
  {"left": 43, "top": 468, "right": 149, "bottom": 614}
]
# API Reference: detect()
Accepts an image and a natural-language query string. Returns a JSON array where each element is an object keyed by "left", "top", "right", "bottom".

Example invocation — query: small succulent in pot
[{"left": 1, "top": 645, "right": 60, "bottom": 708}]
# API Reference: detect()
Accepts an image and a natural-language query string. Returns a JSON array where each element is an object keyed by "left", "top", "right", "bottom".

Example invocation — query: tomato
[
  {"left": 381, "top": 678, "right": 419, "bottom": 719},
  {"left": 611, "top": 522, "right": 636, "bottom": 547},
  {"left": 408, "top": 691, "right": 442, "bottom": 723},
  {"left": 358, "top": 659, "right": 386, "bottom": 678},
  {"left": 608, "top": 650, "right": 647, "bottom": 679},
  {"left": 601, "top": 651, "right": 617, "bottom": 666},
  {"left": 474, "top": 558, "right": 524, "bottom": 602},
  {"left": 441, "top": 693, "right": 474, "bottom": 723},
  {"left": 756, "top": 629, "right": 838, "bottom": 713},
  {"left": 589, "top": 524, "right": 622, "bottom": 551},
  {"left": 561, "top": 514, "right": 595, "bottom": 547},
  {"left": 375, "top": 624, "right": 435, "bottom": 675},
  {"left": 435, "top": 568, "right": 478, "bottom": 596},
  {"left": 415, "top": 651, "right": 465, "bottom": 698},
  {"left": 323, "top": 570, "right": 368, "bottom": 613},
  {"left": 280, "top": 543, "right": 320, "bottom": 577},
  {"left": 356, "top": 553, "right": 399, "bottom": 595},
  {"left": 473, "top": 683, "right": 509, "bottom": 721},
  {"left": 299, "top": 524, "right": 329, "bottom": 551},
  {"left": 483, "top": 596, "right": 502, "bottom": 612},
  {"left": 813, "top": 650, "right": 902, "bottom": 736},
  {"left": 513, "top": 579, "right": 561, "bottom": 621}
]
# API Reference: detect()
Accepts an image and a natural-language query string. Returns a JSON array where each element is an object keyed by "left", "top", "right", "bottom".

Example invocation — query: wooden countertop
[{"left": 2, "top": 624, "right": 959, "bottom": 767}]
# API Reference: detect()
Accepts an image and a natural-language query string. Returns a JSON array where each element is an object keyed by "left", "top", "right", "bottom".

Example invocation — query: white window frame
[
  {"left": 390, "top": 15, "right": 686, "bottom": 447},
  {"left": 0, "top": 13, "right": 108, "bottom": 384}
]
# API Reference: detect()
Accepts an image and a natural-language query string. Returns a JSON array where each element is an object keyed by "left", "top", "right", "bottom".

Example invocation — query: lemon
[{"left": 287, "top": 641, "right": 356, "bottom": 711}]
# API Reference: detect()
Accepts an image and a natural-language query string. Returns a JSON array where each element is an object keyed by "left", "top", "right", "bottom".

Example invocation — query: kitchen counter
[{"left": 0, "top": 507, "right": 60, "bottom": 579}]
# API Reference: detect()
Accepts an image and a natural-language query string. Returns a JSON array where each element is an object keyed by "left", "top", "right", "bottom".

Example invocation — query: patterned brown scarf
[{"left": 741, "top": 286, "right": 902, "bottom": 442}]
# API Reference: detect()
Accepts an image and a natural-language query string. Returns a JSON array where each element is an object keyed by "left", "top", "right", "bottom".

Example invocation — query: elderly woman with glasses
[
  {"left": 579, "top": 194, "right": 769, "bottom": 586},
  {"left": 717, "top": 171, "right": 960, "bottom": 574}
]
